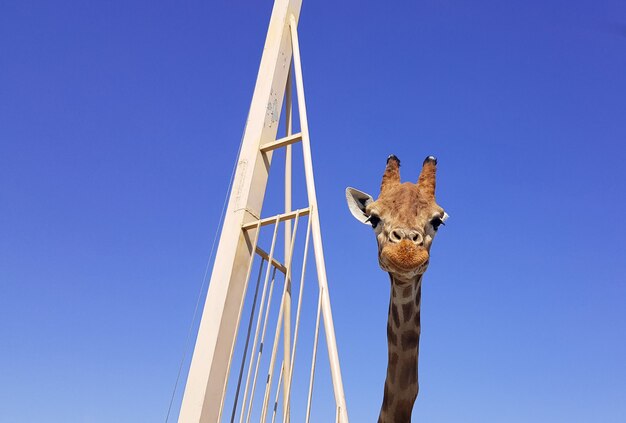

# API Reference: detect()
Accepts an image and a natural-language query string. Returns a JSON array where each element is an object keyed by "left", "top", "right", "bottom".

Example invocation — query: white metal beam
[
  {"left": 259, "top": 133, "right": 302, "bottom": 153},
  {"left": 241, "top": 208, "right": 310, "bottom": 231},
  {"left": 178, "top": 1, "right": 302, "bottom": 421},
  {"left": 288, "top": 15, "right": 349, "bottom": 422},
  {"left": 179, "top": 2, "right": 350, "bottom": 422}
]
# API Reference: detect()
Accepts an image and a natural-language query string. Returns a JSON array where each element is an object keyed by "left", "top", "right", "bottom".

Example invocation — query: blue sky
[{"left": 2, "top": 0, "right": 626, "bottom": 422}]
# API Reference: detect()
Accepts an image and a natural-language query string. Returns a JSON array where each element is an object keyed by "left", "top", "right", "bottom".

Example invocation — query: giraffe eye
[
  {"left": 366, "top": 215, "right": 381, "bottom": 229},
  {"left": 430, "top": 217, "right": 444, "bottom": 231}
]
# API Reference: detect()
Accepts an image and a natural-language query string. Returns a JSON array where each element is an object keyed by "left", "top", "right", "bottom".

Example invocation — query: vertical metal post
[
  {"left": 305, "top": 289, "right": 323, "bottom": 423},
  {"left": 282, "top": 66, "right": 293, "bottom": 423},
  {"left": 289, "top": 15, "right": 349, "bottom": 422},
  {"left": 260, "top": 214, "right": 300, "bottom": 423},
  {"left": 282, "top": 216, "right": 312, "bottom": 423},
  {"left": 241, "top": 217, "right": 281, "bottom": 423}
]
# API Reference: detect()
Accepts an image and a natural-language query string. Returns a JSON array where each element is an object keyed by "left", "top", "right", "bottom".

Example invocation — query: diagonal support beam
[{"left": 255, "top": 246, "right": 287, "bottom": 274}]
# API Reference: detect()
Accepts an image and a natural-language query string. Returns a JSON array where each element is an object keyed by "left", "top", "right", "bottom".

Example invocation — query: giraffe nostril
[
  {"left": 390, "top": 230, "right": 403, "bottom": 243},
  {"left": 410, "top": 231, "right": 423, "bottom": 245},
  {"left": 390, "top": 229, "right": 423, "bottom": 244}
]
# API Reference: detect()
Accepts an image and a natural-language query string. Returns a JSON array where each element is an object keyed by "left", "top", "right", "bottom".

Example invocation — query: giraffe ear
[{"left": 345, "top": 187, "right": 374, "bottom": 224}]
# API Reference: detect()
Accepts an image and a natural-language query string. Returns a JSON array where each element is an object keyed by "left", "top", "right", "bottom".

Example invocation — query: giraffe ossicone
[{"left": 346, "top": 155, "right": 447, "bottom": 423}]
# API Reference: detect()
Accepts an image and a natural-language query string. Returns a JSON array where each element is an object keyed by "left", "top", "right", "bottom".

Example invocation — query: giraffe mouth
[{"left": 380, "top": 241, "right": 430, "bottom": 275}]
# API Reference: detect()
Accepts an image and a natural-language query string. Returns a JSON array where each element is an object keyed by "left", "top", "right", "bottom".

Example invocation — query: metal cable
[
  {"left": 282, "top": 216, "right": 313, "bottom": 422},
  {"left": 229, "top": 256, "right": 266, "bottom": 422},
  {"left": 243, "top": 216, "right": 282, "bottom": 423},
  {"left": 245, "top": 267, "right": 278, "bottom": 423},
  {"left": 164, "top": 120, "right": 248, "bottom": 422},
  {"left": 260, "top": 213, "right": 301, "bottom": 422}
]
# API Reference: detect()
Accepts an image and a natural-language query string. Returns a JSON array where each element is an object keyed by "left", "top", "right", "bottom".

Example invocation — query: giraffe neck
[{"left": 378, "top": 274, "right": 422, "bottom": 423}]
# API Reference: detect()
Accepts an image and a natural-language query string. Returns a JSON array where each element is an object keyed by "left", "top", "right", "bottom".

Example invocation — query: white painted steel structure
[{"left": 178, "top": 0, "right": 349, "bottom": 421}]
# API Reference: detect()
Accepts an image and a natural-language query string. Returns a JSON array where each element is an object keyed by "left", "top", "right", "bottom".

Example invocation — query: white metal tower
[{"left": 178, "top": 0, "right": 349, "bottom": 421}]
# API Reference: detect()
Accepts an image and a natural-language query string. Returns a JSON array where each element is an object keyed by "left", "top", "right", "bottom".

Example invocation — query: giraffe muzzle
[{"left": 380, "top": 240, "right": 430, "bottom": 276}]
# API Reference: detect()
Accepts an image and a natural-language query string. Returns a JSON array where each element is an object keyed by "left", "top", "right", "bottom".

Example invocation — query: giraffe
[{"left": 345, "top": 155, "right": 448, "bottom": 423}]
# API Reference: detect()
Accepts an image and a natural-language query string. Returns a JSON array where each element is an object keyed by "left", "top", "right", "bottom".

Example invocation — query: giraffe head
[{"left": 346, "top": 155, "right": 448, "bottom": 282}]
